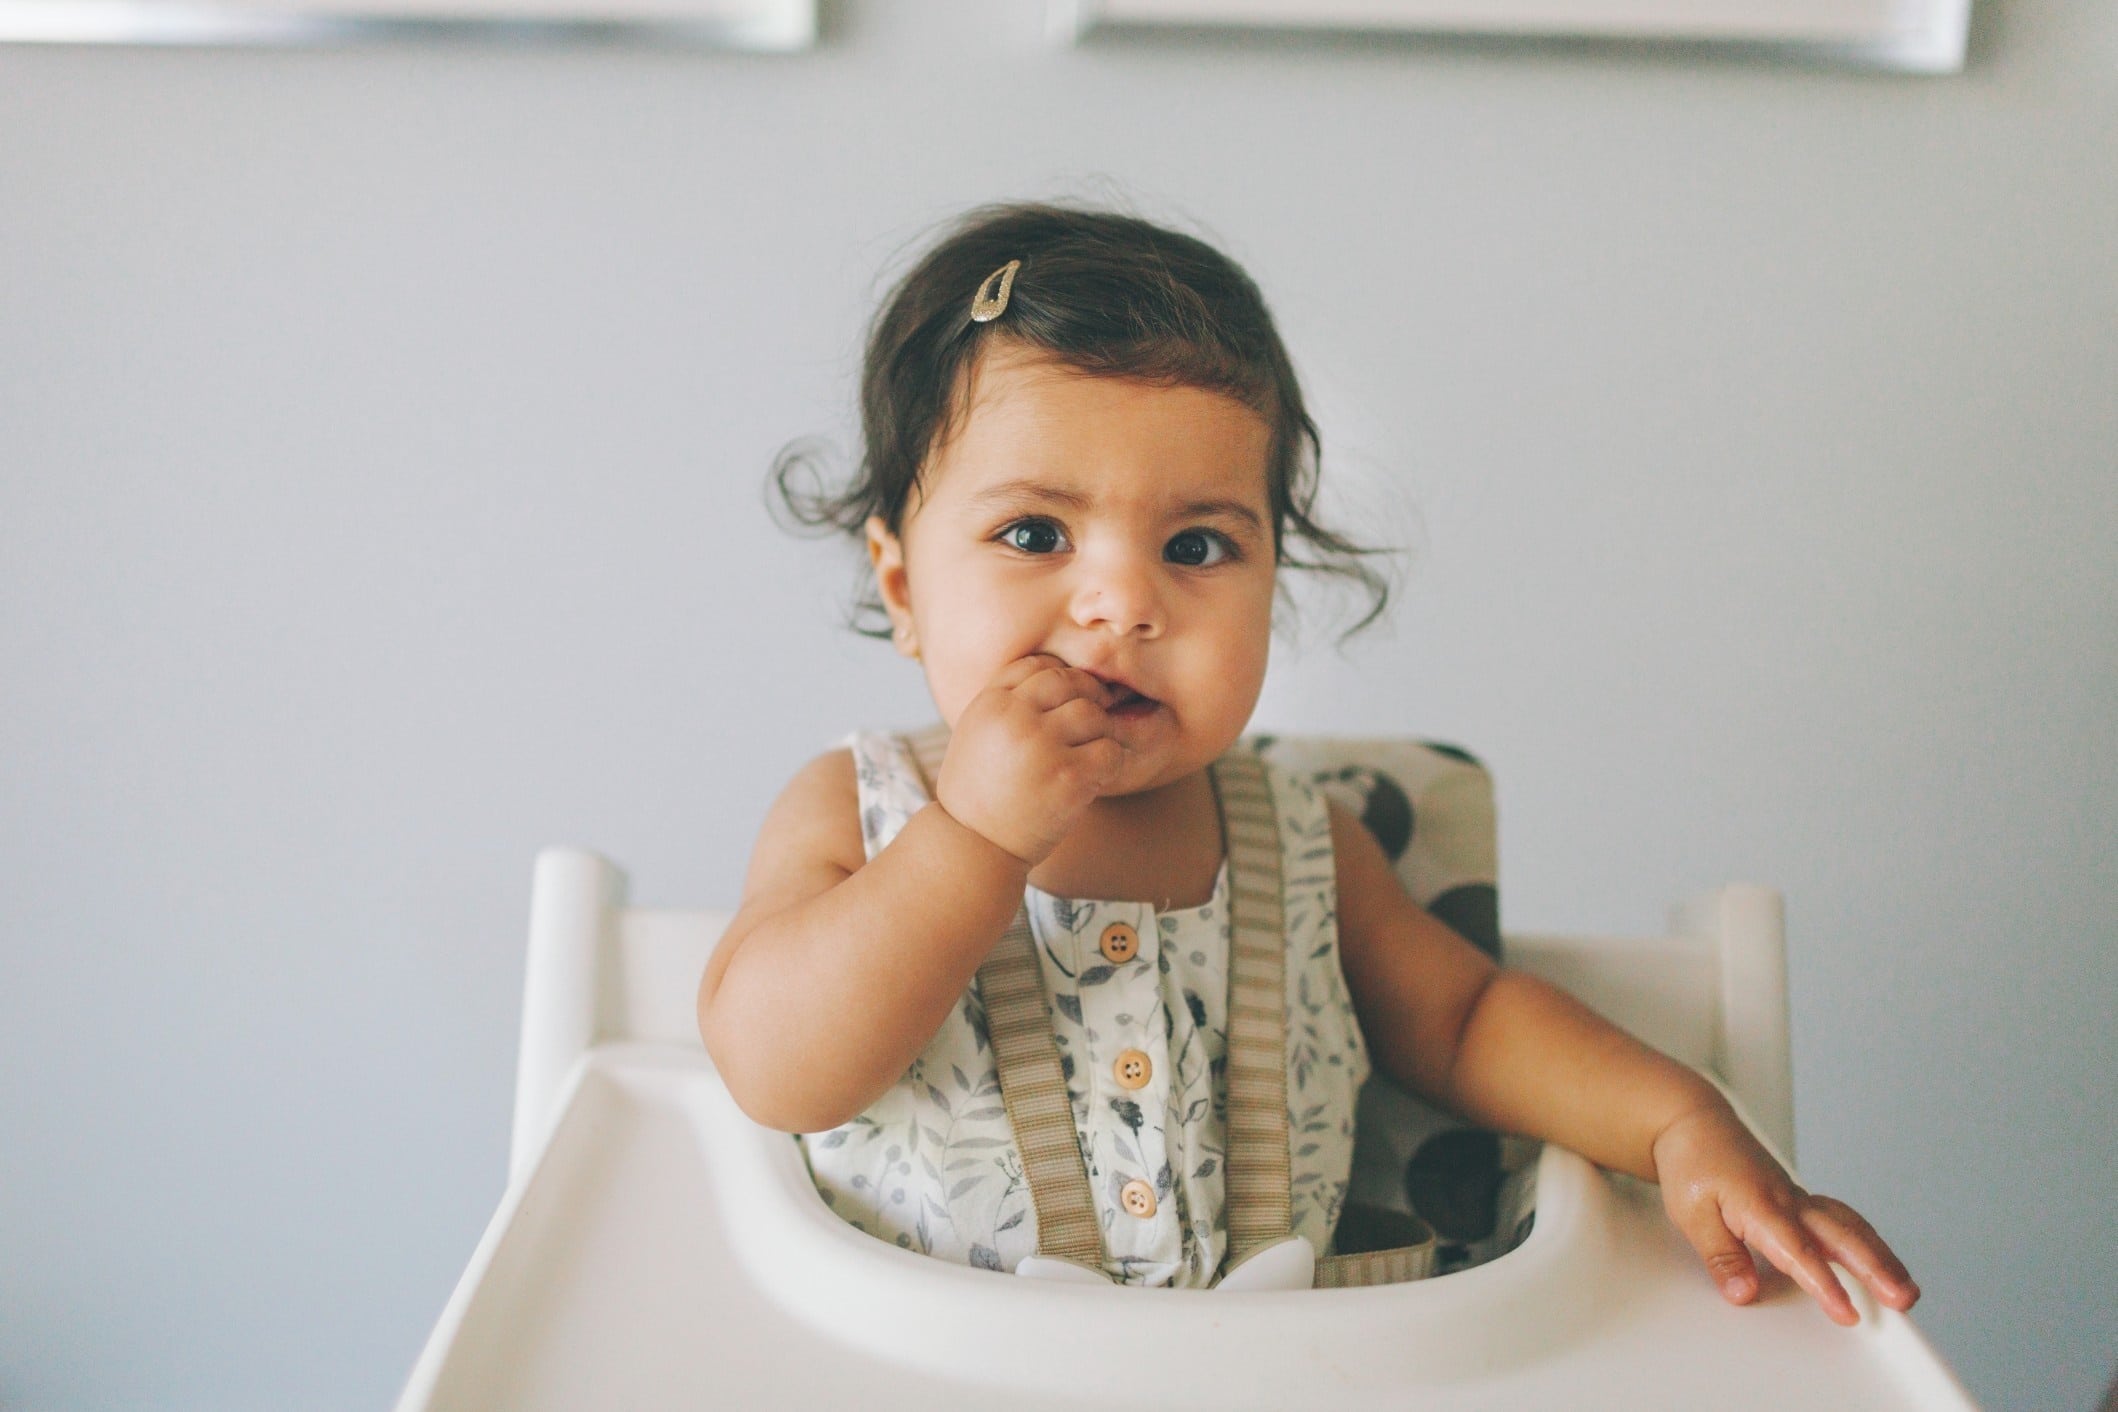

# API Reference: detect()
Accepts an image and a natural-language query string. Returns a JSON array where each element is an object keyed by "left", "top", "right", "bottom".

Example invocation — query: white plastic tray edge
[{"left": 398, "top": 1042, "right": 1979, "bottom": 1410}]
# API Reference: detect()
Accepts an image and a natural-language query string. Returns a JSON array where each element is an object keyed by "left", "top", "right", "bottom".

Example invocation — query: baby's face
[{"left": 869, "top": 343, "right": 1278, "bottom": 799}]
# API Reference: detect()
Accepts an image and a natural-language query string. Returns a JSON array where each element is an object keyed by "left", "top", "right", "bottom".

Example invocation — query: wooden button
[
  {"left": 1099, "top": 922, "right": 1139, "bottom": 964},
  {"left": 1112, "top": 1049, "right": 1152, "bottom": 1090},
  {"left": 1119, "top": 1179, "right": 1158, "bottom": 1218}
]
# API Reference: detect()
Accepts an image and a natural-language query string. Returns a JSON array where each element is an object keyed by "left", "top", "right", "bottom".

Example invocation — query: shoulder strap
[
  {"left": 1220, "top": 747, "right": 1438, "bottom": 1289},
  {"left": 1212, "top": 748, "right": 1297, "bottom": 1265},
  {"left": 904, "top": 726, "right": 1104, "bottom": 1270}
]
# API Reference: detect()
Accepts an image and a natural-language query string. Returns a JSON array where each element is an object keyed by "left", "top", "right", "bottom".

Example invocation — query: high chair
[{"left": 393, "top": 736, "right": 1972, "bottom": 1411}]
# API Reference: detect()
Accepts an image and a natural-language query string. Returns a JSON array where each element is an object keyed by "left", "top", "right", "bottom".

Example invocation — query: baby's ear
[{"left": 865, "top": 516, "right": 919, "bottom": 660}]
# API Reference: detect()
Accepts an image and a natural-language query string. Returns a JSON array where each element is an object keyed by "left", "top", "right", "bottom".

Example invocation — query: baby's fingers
[
  {"left": 1745, "top": 1203, "right": 1860, "bottom": 1326},
  {"left": 1668, "top": 1196, "right": 1761, "bottom": 1307},
  {"left": 1802, "top": 1197, "right": 1920, "bottom": 1312},
  {"left": 1047, "top": 694, "right": 1119, "bottom": 745},
  {"left": 1016, "top": 663, "right": 1115, "bottom": 712},
  {"left": 989, "top": 653, "right": 1070, "bottom": 692}
]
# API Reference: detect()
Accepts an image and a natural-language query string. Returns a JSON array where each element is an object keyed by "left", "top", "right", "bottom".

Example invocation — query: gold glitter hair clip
[{"left": 969, "top": 259, "right": 1021, "bottom": 323}]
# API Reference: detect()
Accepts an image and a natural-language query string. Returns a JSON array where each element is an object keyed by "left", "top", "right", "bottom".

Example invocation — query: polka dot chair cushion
[{"left": 1251, "top": 735, "right": 1535, "bottom": 1274}]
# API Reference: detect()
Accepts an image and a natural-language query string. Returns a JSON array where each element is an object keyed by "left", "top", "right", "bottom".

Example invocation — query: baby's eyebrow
[
  {"left": 963, "top": 480, "right": 1090, "bottom": 514},
  {"left": 964, "top": 480, "right": 1265, "bottom": 533},
  {"left": 1175, "top": 498, "right": 1267, "bottom": 533}
]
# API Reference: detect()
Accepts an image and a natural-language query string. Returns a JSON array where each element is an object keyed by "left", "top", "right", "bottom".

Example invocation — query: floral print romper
[{"left": 798, "top": 730, "right": 1372, "bottom": 1288}]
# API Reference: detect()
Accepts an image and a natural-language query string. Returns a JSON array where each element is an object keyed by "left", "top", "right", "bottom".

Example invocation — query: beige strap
[
  {"left": 1217, "top": 747, "right": 1435, "bottom": 1289},
  {"left": 903, "top": 727, "right": 1105, "bottom": 1269},
  {"left": 1211, "top": 749, "right": 1296, "bottom": 1264},
  {"left": 1315, "top": 1242, "right": 1436, "bottom": 1288}
]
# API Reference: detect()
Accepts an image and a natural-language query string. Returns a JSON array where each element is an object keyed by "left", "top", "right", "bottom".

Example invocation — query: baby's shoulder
[
  {"left": 784, "top": 743, "right": 859, "bottom": 806},
  {"left": 749, "top": 745, "right": 865, "bottom": 880},
  {"left": 759, "top": 730, "right": 936, "bottom": 875}
]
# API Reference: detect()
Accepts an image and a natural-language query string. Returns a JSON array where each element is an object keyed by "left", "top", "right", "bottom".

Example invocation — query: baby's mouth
[{"left": 1106, "top": 685, "right": 1158, "bottom": 719}]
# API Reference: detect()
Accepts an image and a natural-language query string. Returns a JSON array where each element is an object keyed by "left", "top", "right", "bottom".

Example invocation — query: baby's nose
[{"left": 1069, "top": 553, "right": 1164, "bottom": 637}]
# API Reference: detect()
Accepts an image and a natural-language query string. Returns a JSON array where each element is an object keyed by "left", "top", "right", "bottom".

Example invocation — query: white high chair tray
[{"left": 398, "top": 1040, "right": 1970, "bottom": 1411}]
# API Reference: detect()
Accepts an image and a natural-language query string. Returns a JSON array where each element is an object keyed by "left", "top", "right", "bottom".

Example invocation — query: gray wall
[{"left": 3, "top": 3, "right": 2113, "bottom": 1407}]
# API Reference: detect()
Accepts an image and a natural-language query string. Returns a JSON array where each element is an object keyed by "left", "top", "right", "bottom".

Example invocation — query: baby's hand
[
  {"left": 1651, "top": 1103, "right": 1920, "bottom": 1326},
  {"left": 935, "top": 654, "right": 1125, "bottom": 866}
]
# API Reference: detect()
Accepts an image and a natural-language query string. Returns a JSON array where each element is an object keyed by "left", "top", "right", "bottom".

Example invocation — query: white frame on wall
[
  {"left": 1051, "top": 0, "right": 1971, "bottom": 73},
  {"left": 0, "top": 0, "right": 811, "bottom": 46}
]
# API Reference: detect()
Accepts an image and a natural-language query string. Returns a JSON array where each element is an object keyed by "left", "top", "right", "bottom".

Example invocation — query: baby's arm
[
  {"left": 1329, "top": 803, "right": 1919, "bottom": 1325},
  {"left": 698, "top": 655, "right": 1122, "bottom": 1132}
]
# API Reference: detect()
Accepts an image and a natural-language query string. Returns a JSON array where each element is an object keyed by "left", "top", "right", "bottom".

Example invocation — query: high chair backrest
[{"left": 508, "top": 736, "right": 1793, "bottom": 1185}]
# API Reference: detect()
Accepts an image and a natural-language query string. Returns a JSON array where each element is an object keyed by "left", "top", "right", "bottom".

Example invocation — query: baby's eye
[
  {"left": 1000, "top": 519, "right": 1068, "bottom": 555},
  {"left": 1165, "top": 529, "right": 1234, "bottom": 568}
]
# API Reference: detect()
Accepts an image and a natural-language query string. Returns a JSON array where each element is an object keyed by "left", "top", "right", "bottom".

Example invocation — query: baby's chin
[{"left": 1102, "top": 721, "right": 1235, "bottom": 796}]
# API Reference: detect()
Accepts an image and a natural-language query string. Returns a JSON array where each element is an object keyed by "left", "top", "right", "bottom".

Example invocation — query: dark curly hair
[{"left": 773, "top": 202, "right": 1389, "bottom": 638}]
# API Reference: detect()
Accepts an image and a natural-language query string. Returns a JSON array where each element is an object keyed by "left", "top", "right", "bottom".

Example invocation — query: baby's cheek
[
  {"left": 927, "top": 674, "right": 978, "bottom": 728},
  {"left": 921, "top": 651, "right": 1005, "bottom": 728}
]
